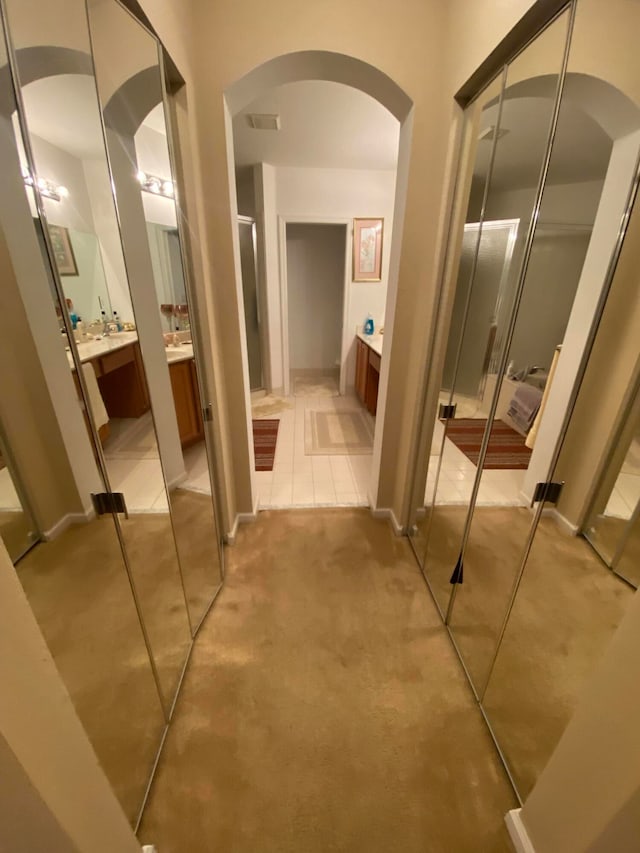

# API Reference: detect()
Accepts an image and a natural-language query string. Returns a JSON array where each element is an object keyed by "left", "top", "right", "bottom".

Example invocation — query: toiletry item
[
  {"left": 364, "top": 314, "right": 374, "bottom": 335},
  {"left": 113, "top": 310, "right": 123, "bottom": 332},
  {"left": 69, "top": 312, "right": 78, "bottom": 330},
  {"left": 172, "top": 326, "right": 180, "bottom": 347},
  {"left": 101, "top": 310, "right": 110, "bottom": 336},
  {"left": 76, "top": 318, "right": 86, "bottom": 340}
]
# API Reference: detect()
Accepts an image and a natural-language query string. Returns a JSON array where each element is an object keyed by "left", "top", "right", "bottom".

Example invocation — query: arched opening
[{"left": 224, "top": 50, "right": 414, "bottom": 513}]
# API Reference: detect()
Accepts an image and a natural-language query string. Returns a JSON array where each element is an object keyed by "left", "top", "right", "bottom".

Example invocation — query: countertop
[
  {"left": 356, "top": 331, "right": 383, "bottom": 358},
  {"left": 66, "top": 331, "right": 194, "bottom": 367}
]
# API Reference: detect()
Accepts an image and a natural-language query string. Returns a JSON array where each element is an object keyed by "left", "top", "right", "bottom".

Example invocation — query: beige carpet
[
  {"left": 16, "top": 518, "right": 175, "bottom": 825},
  {"left": 139, "top": 509, "right": 516, "bottom": 852},
  {"left": 14, "top": 500, "right": 223, "bottom": 824},
  {"left": 418, "top": 505, "right": 632, "bottom": 799},
  {"left": 305, "top": 409, "right": 373, "bottom": 455}
]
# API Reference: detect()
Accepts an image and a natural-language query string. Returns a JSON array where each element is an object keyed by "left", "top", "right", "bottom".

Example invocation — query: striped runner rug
[
  {"left": 252, "top": 419, "right": 279, "bottom": 471},
  {"left": 444, "top": 418, "right": 532, "bottom": 469}
]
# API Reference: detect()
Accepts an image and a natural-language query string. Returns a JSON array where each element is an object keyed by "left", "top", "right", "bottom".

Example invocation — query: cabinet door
[
  {"left": 355, "top": 339, "right": 368, "bottom": 403},
  {"left": 169, "top": 360, "right": 202, "bottom": 446}
]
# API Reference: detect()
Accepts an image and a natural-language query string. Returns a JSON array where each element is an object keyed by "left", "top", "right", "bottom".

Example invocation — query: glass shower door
[{"left": 238, "top": 216, "right": 263, "bottom": 391}]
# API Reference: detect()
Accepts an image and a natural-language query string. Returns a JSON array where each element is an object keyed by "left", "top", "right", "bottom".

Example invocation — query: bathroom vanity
[
  {"left": 68, "top": 333, "right": 203, "bottom": 447},
  {"left": 355, "top": 332, "right": 383, "bottom": 416}
]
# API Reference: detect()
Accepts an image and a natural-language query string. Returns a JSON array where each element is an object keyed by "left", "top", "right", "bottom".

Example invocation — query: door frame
[{"left": 277, "top": 215, "right": 351, "bottom": 397}]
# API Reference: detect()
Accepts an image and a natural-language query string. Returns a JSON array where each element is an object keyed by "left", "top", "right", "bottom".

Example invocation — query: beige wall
[
  {"left": 521, "top": 586, "right": 640, "bottom": 852},
  {"left": 0, "top": 539, "right": 139, "bottom": 852}
]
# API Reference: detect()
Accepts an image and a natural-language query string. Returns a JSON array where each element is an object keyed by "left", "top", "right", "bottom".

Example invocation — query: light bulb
[
  {"left": 37, "top": 177, "right": 46, "bottom": 190},
  {"left": 57, "top": 185, "right": 69, "bottom": 198},
  {"left": 136, "top": 170, "right": 147, "bottom": 184},
  {"left": 149, "top": 180, "right": 160, "bottom": 193},
  {"left": 162, "top": 180, "right": 174, "bottom": 196}
]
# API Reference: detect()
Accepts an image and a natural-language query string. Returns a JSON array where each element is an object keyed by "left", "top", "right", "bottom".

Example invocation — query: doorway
[{"left": 286, "top": 222, "right": 346, "bottom": 395}]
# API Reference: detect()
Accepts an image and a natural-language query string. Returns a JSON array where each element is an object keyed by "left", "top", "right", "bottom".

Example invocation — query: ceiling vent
[
  {"left": 247, "top": 113, "right": 281, "bottom": 131},
  {"left": 478, "top": 125, "right": 509, "bottom": 142}
]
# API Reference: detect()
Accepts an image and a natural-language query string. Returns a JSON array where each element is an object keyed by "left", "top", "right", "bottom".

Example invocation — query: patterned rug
[
  {"left": 305, "top": 410, "right": 373, "bottom": 455},
  {"left": 252, "top": 419, "right": 279, "bottom": 471},
  {"left": 445, "top": 418, "right": 532, "bottom": 469}
]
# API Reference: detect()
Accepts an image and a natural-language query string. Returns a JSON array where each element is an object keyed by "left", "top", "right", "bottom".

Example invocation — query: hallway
[{"left": 138, "top": 509, "right": 516, "bottom": 852}]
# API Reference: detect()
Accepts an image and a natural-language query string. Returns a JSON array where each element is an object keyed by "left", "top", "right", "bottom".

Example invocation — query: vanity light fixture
[
  {"left": 21, "top": 166, "right": 69, "bottom": 202},
  {"left": 136, "top": 169, "right": 175, "bottom": 198}
]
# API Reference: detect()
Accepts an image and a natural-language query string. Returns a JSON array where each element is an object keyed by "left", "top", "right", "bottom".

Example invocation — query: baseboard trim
[
  {"left": 543, "top": 507, "right": 579, "bottom": 535},
  {"left": 370, "top": 507, "right": 404, "bottom": 536},
  {"left": 42, "top": 509, "right": 95, "bottom": 541},
  {"left": 505, "top": 809, "right": 536, "bottom": 853},
  {"left": 225, "top": 509, "right": 258, "bottom": 545}
]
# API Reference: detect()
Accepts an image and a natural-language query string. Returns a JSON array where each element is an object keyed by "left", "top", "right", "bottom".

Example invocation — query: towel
[
  {"left": 81, "top": 362, "right": 109, "bottom": 430},
  {"left": 508, "top": 383, "right": 543, "bottom": 433},
  {"left": 526, "top": 347, "right": 561, "bottom": 449}
]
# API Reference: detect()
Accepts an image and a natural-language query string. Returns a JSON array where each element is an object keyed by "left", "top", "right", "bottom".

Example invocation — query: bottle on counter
[
  {"left": 364, "top": 314, "right": 375, "bottom": 335},
  {"left": 112, "top": 310, "right": 123, "bottom": 332},
  {"left": 75, "top": 317, "right": 86, "bottom": 341}
]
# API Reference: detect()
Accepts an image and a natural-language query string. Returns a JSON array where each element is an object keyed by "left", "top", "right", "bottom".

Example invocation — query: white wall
[
  {"left": 524, "top": 130, "right": 640, "bottom": 502},
  {"left": 286, "top": 223, "right": 346, "bottom": 371},
  {"left": 262, "top": 165, "right": 396, "bottom": 388}
]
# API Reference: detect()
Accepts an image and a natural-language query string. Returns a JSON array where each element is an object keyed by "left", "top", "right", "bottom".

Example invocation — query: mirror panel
[
  {"left": 3, "top": 0, "right": 192, "bottom": 712},
  {"left": 481, "top": 0, "right": 640, "bottom": 800},
  {"left": 0, "top": 3, "right": 166, "bottom": 823},
  {"left": 420, "top": 12, "right": 571, "bottom": 642},
  {"left": 413, "top": 72, "right": 505, "bottom": 616},
  {"left": 87, "top": 0, "right": 224, "bottom": 627}
]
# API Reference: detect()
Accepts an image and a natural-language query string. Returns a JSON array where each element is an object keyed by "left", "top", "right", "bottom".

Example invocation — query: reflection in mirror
[
  {"left": 475, "top": 0, "right": 640, "bottom": 803},
  {"left": 0, "top": 422, "right": 38, "bottom": 562},
  {"left": 410, "top": 72, "right": 507, "bottom": 617},
  {"left": 87, "top": 0, "right": 223, "bottom": 627},
  {"left": 584, "top": 372, "right": 640, "bottom": 585},
  {"left": 6, "top": 0, "right": 194, "bottom": 715},
  {"left": 0, "top": 2, "right": 166, "bottom": 823}
]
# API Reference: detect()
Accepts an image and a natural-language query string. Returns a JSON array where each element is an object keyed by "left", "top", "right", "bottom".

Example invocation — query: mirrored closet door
[
  {"left": 87, "top": 0, "right": 224, "bottom": 631},
  {"left": 0, "top": 0, "right": 225, "bottom": 828},
  {"left": 408, "top": 0, "right": 640, "bottom": 805}
]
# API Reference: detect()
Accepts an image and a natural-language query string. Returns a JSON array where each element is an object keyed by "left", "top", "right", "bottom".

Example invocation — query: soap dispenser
[{"left": 364, "top": 314, "right": 375, "bottom": 336}]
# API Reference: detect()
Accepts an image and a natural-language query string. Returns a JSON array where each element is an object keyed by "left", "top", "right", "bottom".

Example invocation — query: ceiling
[
  {"left": 232, "top": 80, "right": 401, "bottom": 171},
  {"left": 19, "top": 74, "right": 164, "bottom": 159},
  {"left": 20, "top": 75, "right": 106, "bottom": 159},
  {"left": 474, "top": 96, "right": 613, "bottom": 189}
]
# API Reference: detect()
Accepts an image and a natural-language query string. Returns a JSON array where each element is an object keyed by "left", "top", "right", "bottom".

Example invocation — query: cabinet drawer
[
  {"left": 368, "top": 350, "right": 381, "bottom": 373},
  {"left": 98, "top": 344, "right": 134, "bottom": 375}
]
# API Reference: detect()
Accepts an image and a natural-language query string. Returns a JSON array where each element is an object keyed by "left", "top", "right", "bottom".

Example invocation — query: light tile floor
[
  {"left": 254, "top": 392, "right": 373, "bottom": 509},
  {"left": 425, "top": 417, "right": 526, "bottom": 507}
]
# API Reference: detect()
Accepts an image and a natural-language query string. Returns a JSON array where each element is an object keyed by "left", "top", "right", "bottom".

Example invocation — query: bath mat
[
  {"left": 293, "top": 375, "right": 339, "bottom": 397},
  {"left": 445, "top": 418, "right": 531, "bottom": 469},
  {"left": 253, "top": 419, "right": 279, "bottom": 471},
  {"left": 305, "top": 410, "right": 373, "bottom": 455},
  {"left": 251, "top": 395, "right": 294, "bottom": 418}
]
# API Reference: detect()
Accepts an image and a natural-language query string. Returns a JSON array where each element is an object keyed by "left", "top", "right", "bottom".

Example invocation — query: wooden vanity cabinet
[
  {"left": 355, "top": 337, "right": 369, "bottom": 404},
  {"left": 169, "top": 359, "right": 204, "bottom": 447},
  {"left": 355, "top": 337, "right": 381, "bottom": 416}
]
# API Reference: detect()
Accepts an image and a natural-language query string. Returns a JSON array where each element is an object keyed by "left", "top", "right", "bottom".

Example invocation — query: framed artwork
[
  {"left": 48, "top": 224, "right": 78, "bottom": 276},
  {"left": 353, "top": 217, "right": 383, "bottom": 282}
]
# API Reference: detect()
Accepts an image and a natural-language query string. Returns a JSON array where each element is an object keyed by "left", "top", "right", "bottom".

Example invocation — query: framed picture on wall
[
  {"left": 353, "top": 217, "right": 383, "bottom": 282},
  {"left": 48, "top": 224, "right": 78, "bottom": 276}
]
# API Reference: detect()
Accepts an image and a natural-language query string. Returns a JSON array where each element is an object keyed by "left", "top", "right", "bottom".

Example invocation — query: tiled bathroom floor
[
  {"left": 425, "top": 417, "right": 526, "bottom": 507},
  {"left": 253, "top": 392, "right": 373, "bottom": 509}
]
